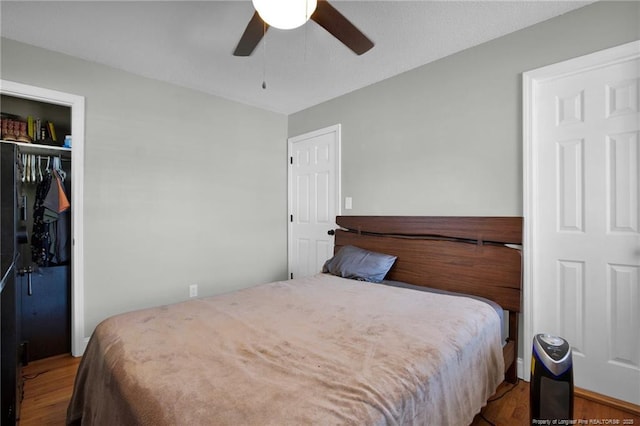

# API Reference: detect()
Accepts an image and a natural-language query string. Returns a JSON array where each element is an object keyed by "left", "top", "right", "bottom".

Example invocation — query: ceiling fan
[{"left": 233, "top": 0, "right": 374, "bottom": 57}]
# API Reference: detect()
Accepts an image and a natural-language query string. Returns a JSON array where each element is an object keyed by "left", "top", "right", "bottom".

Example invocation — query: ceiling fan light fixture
[{"left": 252, "top": 0, "right": 317, "bottom": 30}]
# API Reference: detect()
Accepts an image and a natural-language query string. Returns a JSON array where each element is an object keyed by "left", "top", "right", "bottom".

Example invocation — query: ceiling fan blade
[
  {"left": 311, "top": 0, "right": 374, "bottom": 55},
  {"left": 233, "top": 12, "right": 269, "bottom": 56}
]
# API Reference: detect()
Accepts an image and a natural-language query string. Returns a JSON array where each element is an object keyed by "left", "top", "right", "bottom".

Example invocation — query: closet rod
[
  {"left": 31, "top": 155, "right": 72, "bottom": 162},
  {"left": 16, "top": 145, "right": 72, "bottom": 159}
]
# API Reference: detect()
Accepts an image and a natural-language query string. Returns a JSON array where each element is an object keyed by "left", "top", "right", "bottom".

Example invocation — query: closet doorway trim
[{"left": 1, "top": 79, "right": 86, "bottom": 356}]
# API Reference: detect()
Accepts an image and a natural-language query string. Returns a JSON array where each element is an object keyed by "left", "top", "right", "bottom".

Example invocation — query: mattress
[
  {"left": 379, "top": 279, "right": 507, "bottom": 342},
  {"left": 67, "top": 273, "right": 504, "bottom": 425}
]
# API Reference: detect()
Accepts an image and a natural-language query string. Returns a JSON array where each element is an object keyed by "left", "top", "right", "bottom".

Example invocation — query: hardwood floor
[
  {"left": 18, "top": 354, "right": 81, "bottom": 426},
  {"left": 471, "top": 380, "right": 640, "bottom": 425},
  {"left": 18, "top": 354, "right": 640, "bottom": 425}
]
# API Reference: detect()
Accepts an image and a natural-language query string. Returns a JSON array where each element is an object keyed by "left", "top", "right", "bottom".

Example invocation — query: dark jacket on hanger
[{"left": 31, "top": 169, "right": 70, "bottom": 266}]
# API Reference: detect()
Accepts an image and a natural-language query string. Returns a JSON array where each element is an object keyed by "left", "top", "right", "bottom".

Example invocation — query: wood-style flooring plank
[
  {"left": 18, "top": 354, "right": 81, "bottom": 426},
  {"left": 473, "top": 380, "right": 640, "bottom": 425}
]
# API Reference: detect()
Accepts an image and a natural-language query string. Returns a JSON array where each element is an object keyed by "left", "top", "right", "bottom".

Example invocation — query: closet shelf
[{"left": 1, "top": 140, "right": 71, "bottom": 158}]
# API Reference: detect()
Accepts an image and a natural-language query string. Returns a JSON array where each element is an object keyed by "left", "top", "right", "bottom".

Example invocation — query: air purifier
[{"left": 530, "top": 333, "right": 574, "bottom": 424}]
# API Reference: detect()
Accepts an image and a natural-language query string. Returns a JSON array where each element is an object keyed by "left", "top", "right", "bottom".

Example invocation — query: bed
[{"left": 67, "top": 216, "right": 522, "bottom": 426}]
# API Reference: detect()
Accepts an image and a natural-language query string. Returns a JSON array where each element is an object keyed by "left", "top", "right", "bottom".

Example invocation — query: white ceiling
[{"left": 1, "top": 0, "right": 591, "bottom": 115}]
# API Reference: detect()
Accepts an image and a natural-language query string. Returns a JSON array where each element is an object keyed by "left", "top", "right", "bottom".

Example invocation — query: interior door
[
  {"left": 288, "top": 125, "right": 341, "bottom": 279},
  {"left": 1, "top": 142, "right": 22, "bottom": 424},
  {"left": 530, "top": 44, "right": 640, "bottom": 404}
]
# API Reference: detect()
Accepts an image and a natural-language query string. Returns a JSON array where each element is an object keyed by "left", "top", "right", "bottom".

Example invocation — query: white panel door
[
  {"left": 529, "top": 44, "right": 640, "bottom": 404},
  {"left": 288, "top": 125, "right": 341, "bottom": 279}
]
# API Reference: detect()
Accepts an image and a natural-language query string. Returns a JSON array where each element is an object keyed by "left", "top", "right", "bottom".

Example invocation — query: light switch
[{"left": 345, "top": 197, "right": 352, "bottom": 210}]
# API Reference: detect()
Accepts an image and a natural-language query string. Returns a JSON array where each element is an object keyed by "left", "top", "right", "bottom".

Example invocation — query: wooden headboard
[{"left": 334, "top": 216, "right": 523, "bottom": 382}]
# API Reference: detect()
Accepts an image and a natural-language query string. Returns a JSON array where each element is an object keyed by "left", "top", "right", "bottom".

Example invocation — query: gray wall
[
  {"left": 2, "top": 1, "right": 638, "bottom": 348},
  {"left": 288, "top": 1, "right": 639, "bottom": 364},
  {"left": 289, "top": 1, "right": 640, "bottom": 216},
  {"left": 1, "top": 38, "right": 289, "bottom": 336}
]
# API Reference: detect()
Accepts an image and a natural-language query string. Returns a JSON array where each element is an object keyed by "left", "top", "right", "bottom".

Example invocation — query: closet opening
[
  {"left": 1, "top": 94, "right": 73, "bottom": 363},
  {"left": 18, "top": 151, "right": 72, "bottom": 362},
  {"left": 1, "top": 80, "right": 84, "bottom": 423}
]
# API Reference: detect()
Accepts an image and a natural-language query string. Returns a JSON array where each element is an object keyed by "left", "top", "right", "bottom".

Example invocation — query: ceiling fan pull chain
[{"left": 262, "top": 21, "right": 267, "bottom": 90}]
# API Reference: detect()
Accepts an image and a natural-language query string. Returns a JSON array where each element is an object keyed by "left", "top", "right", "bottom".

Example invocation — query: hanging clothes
[
  {"left": 53, "top": 169, "right": 70, "bottom": 264},
  {"left": 32, "top": 170, "right": 52, "bottom": 266},
  {"left": 31, "top": 167, "right": 71, "bottom": 266},
  {"left": 56, "top": 173, "right": 70, "bottom": 212}
]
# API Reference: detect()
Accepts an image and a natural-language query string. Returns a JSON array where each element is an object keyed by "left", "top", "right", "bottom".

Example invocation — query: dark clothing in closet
[{"left": 32, "top": 170, "right": 70, "bottom": 266}]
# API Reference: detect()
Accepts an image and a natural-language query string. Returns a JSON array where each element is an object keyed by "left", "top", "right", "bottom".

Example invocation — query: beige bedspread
[{"left": 67, "top": 274, "right": 504, "bottom": 425}]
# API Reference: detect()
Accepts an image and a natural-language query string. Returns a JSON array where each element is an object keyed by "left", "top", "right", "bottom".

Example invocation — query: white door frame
[
  {"left": 522, "top": 40, "right": 640, "bottom": 382},
  {"left": 287, "top": 124, "right": 342, "bottom": 278},
  {"left": 1, "top": 79, "right": 86, "bottom": 356}
]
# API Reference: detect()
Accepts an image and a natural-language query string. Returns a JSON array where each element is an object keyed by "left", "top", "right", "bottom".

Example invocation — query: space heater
[{"left": 530, "top": 333, "right": 574, "bottom": 424}]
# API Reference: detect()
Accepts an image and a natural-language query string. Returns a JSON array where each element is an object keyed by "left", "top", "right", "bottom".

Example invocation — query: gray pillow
[{"left": 322, "top": 245, "right": 397, "bottom": 283}]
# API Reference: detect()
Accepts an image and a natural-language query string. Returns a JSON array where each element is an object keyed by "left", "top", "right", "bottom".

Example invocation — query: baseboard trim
[
  {"left": 574, "top": 388, "right": 640, "bottom": 417},
  {"left": 517, "top": 356, "right": 524, "bottom": 379}
]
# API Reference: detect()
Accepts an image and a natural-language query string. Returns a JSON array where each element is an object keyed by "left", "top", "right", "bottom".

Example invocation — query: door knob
[{"left": 327, "top": 229, "right": 335, "bottom": 236}]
